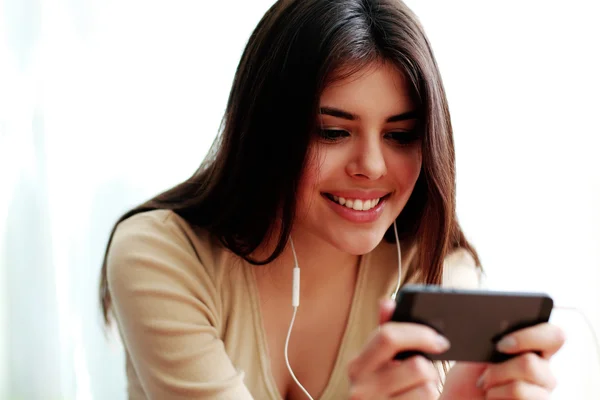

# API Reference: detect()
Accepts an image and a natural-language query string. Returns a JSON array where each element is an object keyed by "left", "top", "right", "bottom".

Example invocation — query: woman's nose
[{"left": 346, "top": 136, "right": 387, "bottom": 180}]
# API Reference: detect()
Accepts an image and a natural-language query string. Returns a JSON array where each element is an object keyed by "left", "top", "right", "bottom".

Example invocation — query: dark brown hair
[{"left": 100, "top": 0, "right": 480, "bottom": 325}]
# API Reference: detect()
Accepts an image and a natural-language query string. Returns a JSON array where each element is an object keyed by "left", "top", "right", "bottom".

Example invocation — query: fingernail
[
  {"left": 436, "top": 335, "right": 451, "bottom": 350},
  {"left": 497, "top": 336, "right": 517, "bottom": 352},
  {"left": 381, "top": 299, "right": 396, "bottom": 308},
  {"left": 476, "top": 374, "right": 485, "bottom": 388}
]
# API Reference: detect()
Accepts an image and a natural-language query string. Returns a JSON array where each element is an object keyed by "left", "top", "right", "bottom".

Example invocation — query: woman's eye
[
  {"left": 385, "top": 130, "right": 420, "bottom": 145},
  {"left": 318, "top": 129, "right": 350, "bottom": 141}
]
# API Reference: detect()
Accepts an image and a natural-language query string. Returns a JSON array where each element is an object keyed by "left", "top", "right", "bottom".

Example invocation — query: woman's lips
[{"left": 322, "top": 193, "right": 389, "bottom": 223}]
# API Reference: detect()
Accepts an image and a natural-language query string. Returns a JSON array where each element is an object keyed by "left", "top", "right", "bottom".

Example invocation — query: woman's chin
[{"left": 333, "top": 233, "right": 386, "bottom": 256}]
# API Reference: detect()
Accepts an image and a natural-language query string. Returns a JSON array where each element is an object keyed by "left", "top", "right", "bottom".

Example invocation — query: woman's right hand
[{"left": 347, "top": 299, "right": 450, "bottom": 399}]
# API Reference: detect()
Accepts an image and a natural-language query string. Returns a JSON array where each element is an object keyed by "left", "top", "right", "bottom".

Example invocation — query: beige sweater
[{"left": 107, "top": 209, "right": 480, "bottom": 400}]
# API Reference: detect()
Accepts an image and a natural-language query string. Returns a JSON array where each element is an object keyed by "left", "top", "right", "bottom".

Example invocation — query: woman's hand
[
  {"left": 347, "top": 299, "right": 449, "bottom": 399},
  {"left": 441, "top": 323, "right": 566, "bottom": 399}
]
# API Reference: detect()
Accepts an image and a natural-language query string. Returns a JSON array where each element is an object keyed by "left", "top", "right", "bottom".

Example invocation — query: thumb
[{"left": 378, "top": 298, "right": 396, "bottom": 325}]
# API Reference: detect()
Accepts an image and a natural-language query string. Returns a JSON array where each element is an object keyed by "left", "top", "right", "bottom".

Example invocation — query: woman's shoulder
[
  {"left": 112, "top": 208, "right": 211, "bottom": 245},
  {"left": 442, "top": 247, "right": 482, "bottom": 289},
  {"left": 105, "top": 210, "right": 255, "bottom": 399},
  {"left": 107, "top": 209, "right": 235, "bottom": 295},
  {"left": 370, "top": 240, "right": 482, "bottom": 290}
]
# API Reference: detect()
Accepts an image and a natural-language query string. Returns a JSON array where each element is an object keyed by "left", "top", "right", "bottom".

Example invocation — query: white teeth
[
  {"left": 353, "top": 199, "right": 363, "bottom": 211},
  {"left": 329, "top": 195, "right": 383, "bottom": 211}
]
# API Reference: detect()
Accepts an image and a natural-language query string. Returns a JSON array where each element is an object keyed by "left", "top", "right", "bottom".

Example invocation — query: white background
[{"left": 0, "top": 0, "right": 598, "bottom": 399}]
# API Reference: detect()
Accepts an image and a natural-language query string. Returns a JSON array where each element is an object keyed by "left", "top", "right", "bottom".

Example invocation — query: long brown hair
[{"left": 100, "top": 0, "right": 480, "bottom": 325}]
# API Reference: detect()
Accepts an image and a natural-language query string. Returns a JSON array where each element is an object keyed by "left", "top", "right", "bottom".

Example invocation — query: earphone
[
  {"left": 284, "top": 221, "right": 403, "bottom": 400},
  {"left": 284, "top": 238, "right": 308, "bottom": 398}
]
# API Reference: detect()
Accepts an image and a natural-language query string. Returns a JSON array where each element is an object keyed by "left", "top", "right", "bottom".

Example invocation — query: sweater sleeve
[{"left": 106, "top": 212, "right": 254, "bottom": 400}]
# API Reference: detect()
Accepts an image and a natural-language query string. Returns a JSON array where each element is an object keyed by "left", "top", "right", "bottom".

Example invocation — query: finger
[
  {"left": 391, "top": 382, "right": 439, "bottom": 400},
  {"left": 348, "top": 323, "right": 449, "bottom": 381},
  {"left": 479, "top": 353, "right": 556, "bottom": 391},
  {"left": 378, "top": 357, "right": 440, "bottom": 395},
  {"left": 350, "top": 357, "right": 439, "bottom": 399},
  {"left": 379, "top": 298, "right": 396, "bottom": 325},
  {"left": 485, "top": 381, "right": 551, "bottom": 399},
  {"left": 496, "top": 323, "right": 566, "bottom": 359},
  {"left": 447, "top": 362, "right": 489, "bottom": 391}
]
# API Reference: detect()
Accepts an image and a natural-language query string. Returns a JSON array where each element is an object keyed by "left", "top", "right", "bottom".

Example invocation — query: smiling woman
[{"left": 98, "top": 0, "right": 565, "bottom": 399}]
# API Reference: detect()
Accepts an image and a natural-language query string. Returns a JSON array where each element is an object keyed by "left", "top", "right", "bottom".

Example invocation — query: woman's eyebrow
[
  {"left": 319, "top": 106, "right": 418, "bottom": 122},
  {"left": 319, "top": 106, "right": 356, "bottom": 120},
  {"left": 386, "top": 110, "right": 418, "bottom": 122}
]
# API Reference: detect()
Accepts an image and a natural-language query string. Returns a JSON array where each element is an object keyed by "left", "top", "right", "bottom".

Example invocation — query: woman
[{"left": 100, "top": 0, "right": 565, "bottom": 399}]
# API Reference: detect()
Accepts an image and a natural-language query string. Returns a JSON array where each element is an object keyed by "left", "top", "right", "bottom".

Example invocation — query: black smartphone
[{"left": 390, "top": 284, "right": 554, "bottom": 363}]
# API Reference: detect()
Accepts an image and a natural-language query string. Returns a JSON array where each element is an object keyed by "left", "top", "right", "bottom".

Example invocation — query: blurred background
[{"left": 0, "top": 0, "right": 598, "bottom": 398}]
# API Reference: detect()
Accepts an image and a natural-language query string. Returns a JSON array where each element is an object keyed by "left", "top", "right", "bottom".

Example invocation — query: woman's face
[{"left": 295, "top": 62, "right": 422, "bottom": 255}]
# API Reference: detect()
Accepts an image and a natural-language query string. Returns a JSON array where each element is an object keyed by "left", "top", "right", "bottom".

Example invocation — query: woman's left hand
[{"left": 441, "top": 322, "right": 566, "bottom": 399}]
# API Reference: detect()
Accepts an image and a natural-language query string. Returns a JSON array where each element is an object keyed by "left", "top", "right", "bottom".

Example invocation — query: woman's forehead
[{"left": 319, "top": 61, "right": 416, "bottom": 118}]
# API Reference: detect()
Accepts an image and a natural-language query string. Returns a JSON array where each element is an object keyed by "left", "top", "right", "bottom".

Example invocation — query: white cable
[
  {"left": 553, "top": 305, "right": 600, "bottom": 370},
  {"left": 285, "top": 223, "right": 402, "bottom": 399},
  {"left": 285, "top": 306, "right": 314, "bottom": 400},
  {"left": 290, "top": 237, "right": 299, "bottom": 269},
  {"left": 285, "top": 238, "right": 314, "bottom": 400},
  {"left": 391, "top": 220, "right": 402, "bottom": 300}
]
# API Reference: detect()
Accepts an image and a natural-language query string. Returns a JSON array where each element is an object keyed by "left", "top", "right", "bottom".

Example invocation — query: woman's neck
[{"left": 251, "top": 227, "right": 361, "bottom": 297}]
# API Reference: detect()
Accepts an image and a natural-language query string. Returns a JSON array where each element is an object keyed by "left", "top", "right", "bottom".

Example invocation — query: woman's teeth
[{"left": 331, "top": 195, "right": 381, "bottom": 211}]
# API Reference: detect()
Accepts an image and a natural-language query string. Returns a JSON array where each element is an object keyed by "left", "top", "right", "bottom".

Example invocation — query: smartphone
[{"left": 390, "top": 284, "right": 554, "bottom": 363}]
